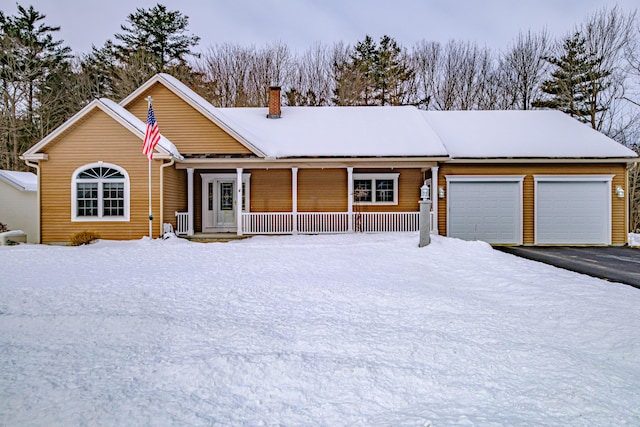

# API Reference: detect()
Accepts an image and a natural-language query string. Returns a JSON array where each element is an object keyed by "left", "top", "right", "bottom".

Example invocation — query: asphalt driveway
[{"left": 495, "top": 246, "right": 640, "bottom": 288}]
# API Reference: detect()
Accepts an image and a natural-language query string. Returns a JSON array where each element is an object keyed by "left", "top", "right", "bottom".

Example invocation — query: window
[
  {"left": 72, "top": 163, "right": 129, "bottom": 221},
  {"left": 353, "top": 173, "right": 399, "bottom": 205}
]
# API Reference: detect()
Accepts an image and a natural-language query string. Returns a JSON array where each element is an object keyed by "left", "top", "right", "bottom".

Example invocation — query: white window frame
[
  {"left": 353, "top": 173, "right": 400, "bottom": 205},
  {"left": 71, "top": 162, "right": 130, "bottom": 222}
]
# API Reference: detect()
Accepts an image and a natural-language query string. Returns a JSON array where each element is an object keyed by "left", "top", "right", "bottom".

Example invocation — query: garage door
[
  {"left": 535, "top": 178, "right": 611, "bottom": 245},
  {"left": 447, "top": 178, "right": 523, "bottom": 244}
]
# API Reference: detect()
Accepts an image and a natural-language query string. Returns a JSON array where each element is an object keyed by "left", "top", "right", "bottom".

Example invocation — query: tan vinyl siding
[
  {"left": 250, "top": 169, "right": 292, "bottom": 212},
  {"left": 126, "top": 83, "right": 253, "bottom": 155},
  {"left": 298, "top": 169, "right": 347, "bottom": 212},
  {"left": 438, "top": 163, "right": 628, "bottom": 245},
  {"left": 40, "top": 110, "right": 162, "bottom": 243},
  {"left": 163, "top": 167, "right": 187, "bottom": 231}
]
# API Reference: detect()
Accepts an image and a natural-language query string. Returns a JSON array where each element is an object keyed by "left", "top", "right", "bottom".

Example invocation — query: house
[
  {"left": 0, "top": 170, "right": 38, "bottom": 243},
  {"left": 21, "top": 73, "right": 638, "bottom": 245}
]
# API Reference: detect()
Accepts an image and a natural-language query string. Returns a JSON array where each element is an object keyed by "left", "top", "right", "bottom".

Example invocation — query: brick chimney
[{"left": 267, "top": 86, "right": 281, "bottom": 119}]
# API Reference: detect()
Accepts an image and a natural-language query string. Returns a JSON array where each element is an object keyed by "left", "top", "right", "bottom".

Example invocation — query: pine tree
[
  {"left": 334, "top": 35, "right": 414, "bottom": 106},
  {"left": 0, "top": 5, "right": 71, "bottom": 170},
  {"left": 114, "top": 3, "right": 200, "bottom": 73},
  {"left": 533, "top": 32, "right": 611, "bottom": 128},
  {"left": 375, "top": 35, "right": 414, "bottom": 105}
]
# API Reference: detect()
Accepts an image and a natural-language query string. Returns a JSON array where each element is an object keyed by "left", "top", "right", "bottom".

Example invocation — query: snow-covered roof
[
  {"left": 423, "top": 110, "right": 637, "bottom": 159},
  {"left": 99, "top": 99, "right": 183, "bottom": 160},
  {"left": 218, "top": 106, "right": 449, "bottom": 158},
  {"left": 0, "top": 170, "right": 37, "bottom": 192},
  {"left": 124, "top": 74, "right": 636, "bottom": 161}
]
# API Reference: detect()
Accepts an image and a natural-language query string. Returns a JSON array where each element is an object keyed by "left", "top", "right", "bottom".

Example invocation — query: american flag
[{"left": 142, "top": 103, "right": 160, "bottom": 161}]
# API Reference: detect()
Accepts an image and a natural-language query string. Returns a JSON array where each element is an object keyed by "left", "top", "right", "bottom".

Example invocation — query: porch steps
[{"left": 183, "top": 233, "right": 251, "bottom": 243}]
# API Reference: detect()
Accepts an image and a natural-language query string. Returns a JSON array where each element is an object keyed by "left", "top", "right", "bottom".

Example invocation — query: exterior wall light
[
  {"left": 438, "top": 186, "right": 445, "bottom": 199},
  {"left": 615, "top": 185, "right": 624, "bottom": 198},
  {"left": 420, "top": 182, "right": 430, "bottom": 201}
]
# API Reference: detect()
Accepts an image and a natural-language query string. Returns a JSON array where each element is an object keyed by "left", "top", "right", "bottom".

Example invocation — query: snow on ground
[
  {"left": 630, "top": 233, "right": 640, "bottom": 247},
  {"left": 1, "top": 233, "right": 639, "bottom": 426}
]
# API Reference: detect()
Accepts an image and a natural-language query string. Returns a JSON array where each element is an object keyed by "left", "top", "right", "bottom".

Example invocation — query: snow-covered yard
[{"left": 1, "top": 233, "right": 639, "bottom": 426}]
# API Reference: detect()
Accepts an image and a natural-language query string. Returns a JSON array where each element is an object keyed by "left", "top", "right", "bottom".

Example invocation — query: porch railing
[
  {"left": 242, "top": 212, "right": 293, "bottom": 234},
  {"left": 175, "top": 211, "right": 189, "bottom": 235},
  {"left": 297, "top": 212, "right": 349, "bottom": 233},
  {"left": 174, "top": 211, "right": 426, "bottom": 236},
  {"left": 353, "top": 212, "right": 420, "bottom": 233}
]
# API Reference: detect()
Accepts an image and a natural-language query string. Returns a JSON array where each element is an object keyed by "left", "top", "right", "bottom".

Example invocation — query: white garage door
[
  {"left": 448, "top": 178, "right": 522, "bottom": 244},
  {"left": 536, "top": 178, "right": 611, "bottom": 245}
]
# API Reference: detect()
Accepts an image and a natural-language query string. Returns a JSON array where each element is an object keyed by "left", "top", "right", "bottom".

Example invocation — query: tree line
[{"left": 1, "top": 3, "right": 639, "bottom": 230}]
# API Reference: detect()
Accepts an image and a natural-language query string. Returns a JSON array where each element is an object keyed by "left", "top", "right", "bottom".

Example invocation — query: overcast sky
[{"left": 1, "top": 0, "right": 637, "bottom": 55}]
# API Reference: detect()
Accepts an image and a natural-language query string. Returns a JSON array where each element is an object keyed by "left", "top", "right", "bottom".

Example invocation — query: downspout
[
  {"left": 160, "top": 158, "right": 175, "bottom": 237},
  {"left": 24, "top": 159, "right": 41, "bottom": 243}
]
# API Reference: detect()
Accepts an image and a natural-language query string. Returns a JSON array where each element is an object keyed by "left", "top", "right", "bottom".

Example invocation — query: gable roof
[
  {"left": 423, "top": 110, "right": 637, "bottom": 159},
  {"left": 22, "top": 98, "right": 182, "bottom": 161},
  {"left": 0, "top": 170, "right": 37, "bottom": 192},
  {"left": 119, "top": 73, "right": 267, "bottom": 157},
  {"left": 218, "top": 106, "right": 449, "bottom": 158}
]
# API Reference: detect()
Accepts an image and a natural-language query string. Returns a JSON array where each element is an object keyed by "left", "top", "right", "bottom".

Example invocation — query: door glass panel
[
  {"left": 208, "top": 183, "right": 213, "bottom": 210},
  {"left": 220, "top": 182, "right": 233, "bottom": 210}
]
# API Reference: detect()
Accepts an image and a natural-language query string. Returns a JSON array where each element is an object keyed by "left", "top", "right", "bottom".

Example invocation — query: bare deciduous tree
[{"left": 500, "top": 29, "right": 550, "bottom": 110}]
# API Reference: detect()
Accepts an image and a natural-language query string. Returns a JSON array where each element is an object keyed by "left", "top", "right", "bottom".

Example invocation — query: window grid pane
[
  {"left": 375, "top": 179, "right": 395, "bottom": 202},
  {"left": 77, "top": 183, "right": 98, "bottom": 216},
  {"left": 354, "top": 180, "right": 372, "bottom": 202},
  {"left": 102, "top": 182, "right": 124, "bottom": 216}
]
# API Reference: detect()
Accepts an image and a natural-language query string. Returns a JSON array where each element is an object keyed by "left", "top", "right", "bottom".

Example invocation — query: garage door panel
[
  {"left": 448, "top": 181, "right": 521, "bottom": 244},
  {"left": 536, "top": 181, "right": 609, "bottom": 245}
]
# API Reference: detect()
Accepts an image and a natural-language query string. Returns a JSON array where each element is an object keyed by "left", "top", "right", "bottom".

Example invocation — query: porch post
[
  {"left": 431, "top": 166, "right": 439, "bottom": 234},
  {"left": 187, "top": 168, "right": 194, "bottom": 236},
  {"left": 292, "top": 167, "right": 298, "bottom": 235},
  {"left": 236, "top": 167, "right": 243, "bottom": 236},
  {"left": 347, "top": 167, "right": 354, "bottom": 232}
]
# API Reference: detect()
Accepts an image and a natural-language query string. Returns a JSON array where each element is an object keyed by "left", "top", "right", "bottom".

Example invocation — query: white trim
[
  {"left": 445, "top": 175, "right": 524, "bottom": 245},
  {"left": 533, "top": 174, "right": 615, "bottom": 182},
  {"left": 71, "top": 162, "right": 130, "bottom": 222},
  {"left": 187, "top": 168, "right": 194, "bottom": 236},
  {"left": 236, "top": 168, "right": 244, "bottom": 236},
  {"left": 347, "top": 167, "right": 354, "bottom": 231},
  {"left": 533, "top": 175, "right": 613, "bottom": 245},
  {"left": 446, "top": 175, "right": 526, "bottom": 183},
  {"left": 353, "top": 172, "right": 400, "bottom": 205},
  {"left": 292, "top": 167, "right": 298, "bottom": 235}
]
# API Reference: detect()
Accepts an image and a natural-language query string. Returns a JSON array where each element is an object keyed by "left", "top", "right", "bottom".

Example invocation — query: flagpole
[{"left": 146, "top": 96, "right": 153, "bottom": 239}]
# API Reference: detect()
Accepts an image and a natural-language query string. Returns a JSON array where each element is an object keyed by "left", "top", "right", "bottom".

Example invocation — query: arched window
[{"left": 71, "top": 163, "right": 130, "bottom": 221}]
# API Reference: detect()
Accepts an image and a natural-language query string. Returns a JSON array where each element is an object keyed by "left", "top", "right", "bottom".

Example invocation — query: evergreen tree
[
  {"left": 0, "top": 4, "right": 72, "bottom": 170},
  {"left": 114, "top": 3, "right": 200, "bottom": 73},
  {"left": 334, "top": 35, "right": 413, "bottom": 106},
  {"left": 375, "top": 35, "right": 414, "bottom": 105},
  {"left": 80, "top": 3, "right": 200, "bottom": 101},
  {"left": 533, "top": 32, "right": 611, "bottom": 128}
]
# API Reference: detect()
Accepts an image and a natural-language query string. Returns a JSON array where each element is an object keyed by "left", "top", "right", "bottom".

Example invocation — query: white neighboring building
[{"left": 0, "top": 170, "right": 38, "bottom": 243}]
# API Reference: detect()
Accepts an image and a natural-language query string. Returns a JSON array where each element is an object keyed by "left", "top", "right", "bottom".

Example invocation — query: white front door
[
  {"left": 202, "top": 177, "right": 237, "bottom": 232},
  {"left": 201, "top": 173, "right": 251, "bottom": 233}
]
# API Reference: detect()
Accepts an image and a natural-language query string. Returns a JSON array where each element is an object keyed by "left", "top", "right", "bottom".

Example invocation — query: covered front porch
[{"left": 173, "top": 164, "right": 439, "bottom": 236}]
